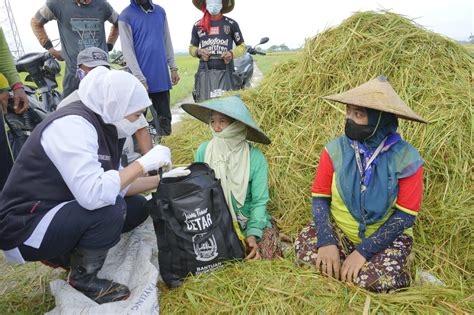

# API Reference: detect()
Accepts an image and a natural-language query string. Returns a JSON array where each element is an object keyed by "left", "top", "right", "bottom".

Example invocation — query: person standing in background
[
  {"left": 31, "top": 0, "right": 119, "bottom": 98},
  {"left": 189, "top": 0, "right": 247, "bottom": 101},
  {"left": 119, "top": 0, "right": 180, "bottom": 137}
]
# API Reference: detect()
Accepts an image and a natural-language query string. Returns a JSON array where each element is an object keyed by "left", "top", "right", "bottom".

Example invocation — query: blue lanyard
[{"left": 354, "top": 137, "right": 387, "bottom": 192}]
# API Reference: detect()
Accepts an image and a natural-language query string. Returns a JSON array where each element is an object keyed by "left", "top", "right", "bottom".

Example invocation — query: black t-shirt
[{"left": 191, "top": 16, "right": 244, "bottom": 70}]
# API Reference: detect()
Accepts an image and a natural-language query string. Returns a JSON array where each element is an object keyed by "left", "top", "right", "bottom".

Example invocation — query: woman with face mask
[
  {"left": 57, "top": 47, "right": 154, "bottom": 159},
  {"left": 189, "top": 0, "right": 247, "bottom": 101},
  {"left": 182, "top": 96, "right": 283, "bottom": 260},
  {"left": 0, "top": 68, "right": 189, "bottom": 304},
  {"left": 294, "top": 76, "right": 427, "bottom": 292}
]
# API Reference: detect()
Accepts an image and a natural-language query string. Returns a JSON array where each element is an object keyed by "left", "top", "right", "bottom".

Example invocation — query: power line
[{"left": 1, "top": 0, "right": 25, "bottom": 59}]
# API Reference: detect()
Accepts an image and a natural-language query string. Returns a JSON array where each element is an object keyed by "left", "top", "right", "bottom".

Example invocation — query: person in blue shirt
[{"left": 119, "top": 0, "right": 180, "bottom": 137}]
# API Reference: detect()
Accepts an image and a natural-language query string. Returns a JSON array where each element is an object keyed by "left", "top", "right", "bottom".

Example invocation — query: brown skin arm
[
  {"left": 0, "top": 91, "right": 9, "bottom": 113},
  {"left": 315, "top": 244, "right": 341, "bottom": 279},
  {"left": 134, "top": 127, "right": 153, "bottom": 154},
  {"left": 341, "top": 250, "right": 367, "bottom": 283},
  {"left": 119, "top": 161, "right": 144, "bottom": 190},
  {"left": 30, "top": 17, "right": 50, "bottom": 47},
  {"left": 31, "top": 16, "right": 63, "bottom": 60},
  {"left": 107, "top": 24, "right": 119, "bottom": 47},
  {"left": 13, "top": 88, "right": 29, "bottom": 114},
  {"left": 126, "top": 175, "right": 160, "bottom": 196},
  {"left": 245, "top": 236, "right": 261, "bottom": 260}
]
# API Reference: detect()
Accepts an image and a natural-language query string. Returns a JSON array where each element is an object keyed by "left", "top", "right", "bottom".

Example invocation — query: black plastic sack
[
  {"left": 146, "top": 162, "right": 245, "bottom": 288},
  {"left": 192, "top": 62, "right": 237, "bottom": 102}
]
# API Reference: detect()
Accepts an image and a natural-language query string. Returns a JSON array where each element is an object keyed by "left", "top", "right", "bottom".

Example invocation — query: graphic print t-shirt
[
  {"left": 191, "top": 16, "right": 244, "bottom": 70},
  {"left": 38, "top": 0, "right": 117, "bottom": 72}
]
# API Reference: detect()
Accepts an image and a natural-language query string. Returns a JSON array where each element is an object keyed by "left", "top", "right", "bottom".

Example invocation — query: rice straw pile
[{"left": 162, "top": 11, "right": 473, "bottom": 313}]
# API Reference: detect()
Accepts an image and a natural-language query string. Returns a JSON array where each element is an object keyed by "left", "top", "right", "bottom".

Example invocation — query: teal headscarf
[{"left": 326, "top": 110, "right": 423, "bottom": 239}]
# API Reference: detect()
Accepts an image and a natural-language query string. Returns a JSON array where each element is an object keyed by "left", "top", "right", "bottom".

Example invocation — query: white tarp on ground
[{"left": 46, "top": 217, "right": 160, "bottom": 315}]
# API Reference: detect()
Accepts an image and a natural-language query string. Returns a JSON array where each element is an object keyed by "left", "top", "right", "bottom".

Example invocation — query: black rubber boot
[{"left": 68, "top": 247, "right": 130, "bottom": 304}]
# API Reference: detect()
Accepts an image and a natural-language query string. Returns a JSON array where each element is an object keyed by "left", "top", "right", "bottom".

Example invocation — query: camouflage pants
[{"left": 294, "top": 223, "right": 413, "bottom": 292}]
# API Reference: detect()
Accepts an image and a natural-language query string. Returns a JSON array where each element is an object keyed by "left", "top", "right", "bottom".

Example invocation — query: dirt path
[{"left": 171, "top": 63, "right": 264, "bottom": 125}]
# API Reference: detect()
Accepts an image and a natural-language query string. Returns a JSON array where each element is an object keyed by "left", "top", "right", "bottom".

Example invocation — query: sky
[{"left": 4, "top": 0, "right": 474, "bottom": 54}]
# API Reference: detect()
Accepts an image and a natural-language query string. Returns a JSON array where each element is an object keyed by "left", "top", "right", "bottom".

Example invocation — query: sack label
[
  {"left": 192, "top": 233, "right": 218, "bottom": 262},
  {"left": 184, "top": 208, "right": 213, "bottom": 232},
  {"left": 210, "top": 88, "right": 226, "bottom": 98},
  {"left": 196, "top": 262, "right": 223, "bottom": 274}
]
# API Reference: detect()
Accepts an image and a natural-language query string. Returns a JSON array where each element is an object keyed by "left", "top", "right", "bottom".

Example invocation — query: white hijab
[{"left": 77, "top": 66, "right": 151, "bottom": 124}]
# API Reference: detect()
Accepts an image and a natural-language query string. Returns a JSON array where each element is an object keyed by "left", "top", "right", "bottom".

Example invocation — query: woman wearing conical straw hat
[
  {"left": 295, "top": 76, "right": 427, "bottom": 292},
  {"left": 182, "top": 95, "right": 283, "bottom": 260}
]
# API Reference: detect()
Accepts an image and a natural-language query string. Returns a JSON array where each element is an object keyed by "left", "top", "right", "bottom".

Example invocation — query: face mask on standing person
[
  {"left": 76, "top": 68, "right": 87, "bottom": 81},
  {"left": 206, "top": 0, "right": 222, "bottom": 15}
]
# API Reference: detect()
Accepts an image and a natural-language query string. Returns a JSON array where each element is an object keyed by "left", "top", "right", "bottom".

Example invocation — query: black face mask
[{"left": 344, "top": 119, "right": 375, "bottom": 141}]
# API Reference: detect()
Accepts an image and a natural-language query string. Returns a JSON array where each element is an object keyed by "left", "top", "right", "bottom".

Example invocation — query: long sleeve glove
[
  {"left": 356, "top": 209, "right": 416, "bottom": 260},
  {"left": 162, "top": 166, "right": 190, "bottom": 178},
  {"left": 136, "top": 145, "right": 171, "bottom": 173},
  {"left": 312, "top": 197, "right": 338, "bottom": 248}
]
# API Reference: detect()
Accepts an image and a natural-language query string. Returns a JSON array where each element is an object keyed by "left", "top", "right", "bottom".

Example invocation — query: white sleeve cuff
[{"left": 98, "top": 169, "right": 122, "bottom": 206}]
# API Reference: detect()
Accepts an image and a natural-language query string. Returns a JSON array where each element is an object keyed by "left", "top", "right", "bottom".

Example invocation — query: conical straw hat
[
  {"left": 192, "top": 0, "right": 235, "bottom": 14},
  {"left": 181, "top": 95, "right": 271, "bottom": 144},
  {"left": 322, "top": 75, "right": 427, "bottom": 123}
]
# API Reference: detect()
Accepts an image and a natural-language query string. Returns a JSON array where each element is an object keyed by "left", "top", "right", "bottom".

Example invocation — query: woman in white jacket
[{"left": 0, "top": 67, "right": 188, "bottom": 304}]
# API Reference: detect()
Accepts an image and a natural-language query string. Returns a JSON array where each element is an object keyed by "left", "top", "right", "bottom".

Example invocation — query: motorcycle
[
  {"left": 3, "top": 52, "right": 62, "bottom": 158},
  {"left": 233, "top": 37, "right": 269, "bottom": 89},
  {"left": 15, "top": 51, "right": 62, "bottom": 112}
]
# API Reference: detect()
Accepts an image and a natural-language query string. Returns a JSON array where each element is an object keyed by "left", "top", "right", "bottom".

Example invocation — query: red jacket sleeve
[
  {"left": 311, "top": 148, "right": 334, "bottom": 197},
  {"left": 396, "top": 166, "right": 423, "bottom": 215}
]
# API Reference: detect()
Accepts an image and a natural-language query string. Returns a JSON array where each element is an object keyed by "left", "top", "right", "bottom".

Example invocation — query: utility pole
[{"left": 1, "top": 0, "right": 25, "bottom": 59}]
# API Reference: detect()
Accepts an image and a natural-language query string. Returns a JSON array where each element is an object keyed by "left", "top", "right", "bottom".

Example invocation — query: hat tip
[{"left": 377, "top": 75, "right": 388, "bottom": 82}]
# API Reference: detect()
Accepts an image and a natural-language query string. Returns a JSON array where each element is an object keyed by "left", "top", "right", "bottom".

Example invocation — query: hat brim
[
  {"left": 321, "top": 76, "right": 427, "bottom": 123},
  {"left": 192, "top": 0, "right": 234, "bottom": 14},
  {"left": 322, "top": 95, "right": 427, "bottom": 123},
  {"left": 181, "top": 102, "right": 271, "bottom": 145},
  {"left": 79, "top": 60, "right": 110, "bottom": 68}
]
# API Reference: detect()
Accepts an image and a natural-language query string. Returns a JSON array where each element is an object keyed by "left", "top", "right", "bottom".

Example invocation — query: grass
[
  {"left": 254, "top": 51, "right": 302, "bottom": 77},
  {"left": 161, "top": 10, "right": 473, "bottom": 313},
  {"left": 463, "top": 43, "right": 474, "bottom": 57},
  {"left": 0, "top": 257, "right": 61, "bottom": 314},
  {"left": 3, "top": 12, "right": 473, "bottom": 313},
  {"left": 160, "top": 259, "right": 473, "bottom": 314},
  {"left": 0, "top": 48, "right": 296, "bottom": 315},
  {"left": 170, "top": 55, "right": 199, "bottom": 105}
]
